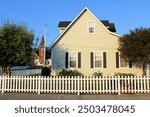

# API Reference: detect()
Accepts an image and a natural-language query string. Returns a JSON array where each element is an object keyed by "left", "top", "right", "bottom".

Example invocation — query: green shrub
[
  {"left": 41, "top": 67, "right": 51, "bottom": 76},
  {"left": 114, "top": 72, "right": 134, "bottom": 77},
  {"left": 57, "top": 69, "right": 84, "bottom": 76},
  {"left": 92, "top": 71, "right": 103, "bottom": 77}
]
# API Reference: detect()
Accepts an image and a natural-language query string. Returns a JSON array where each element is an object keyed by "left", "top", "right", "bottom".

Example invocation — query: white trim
[
  {"left": 87, "top": 20, "right": 95, "bottom": 34},
  {"left": 93, "top": 51, "right": 103, "bottom": 69},
  {"left": 119, "top": 52, "right": 129, "bottom": 69},
  {"left": 49, "top": 7, "right": 121, "bottom": 49}
]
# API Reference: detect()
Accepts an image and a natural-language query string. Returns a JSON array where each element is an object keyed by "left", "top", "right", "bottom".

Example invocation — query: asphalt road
[{"left": 0, "top": 93, "right": 150, "bottom": 100}]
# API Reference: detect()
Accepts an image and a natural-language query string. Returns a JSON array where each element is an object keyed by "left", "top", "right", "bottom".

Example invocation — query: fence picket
[
  {"left": 102, "top": 76, "right": 104, "bottom": 93},
  {"left": 80, "top": 76, "right": 82, "bottom": 93},
  {"left": 141, "top": 76, "right": 143, "bottom": 93},
  {"left": 120, "top": 76, "right": 125, "bottom": 93},
  {"left": 90, "top": 76, "right": 91, "bottom": 93},
  {"left": 47, "top": 77, "right": 49, "bottom": 93},
  {"left": 112, "top": 76, "right": 114, "bottom": 93},
  {"left": 78, "top": 76, "right": 80, "bottom": 95},
  {"left": 115, "top": 76, "right": 118, "bottom": 93},
  {"left": 108, "top": 76, "right": 110, "bottom": 93},
  {"left": 147, "top": 76, "right": 150, "bottom": 93},
  {"left": 62, "top": 76, "right": 64, "bottom": 93},
  {"left": 4, "top": 76, "right": 6, "bottom": 92},
  {"left": 130, "top": 76, "right": 133, "bottom": 93},
  {"left": 12, "top": 76, "right": 15, "bottom": 92},
  {"left": 86, "top": 76, "right": 88, "bottom": 93},
  {"left": 35, "top": 76, "right": 38, "bottom": 92},
  {"left": 68, "top": 76, "right": 70, "bottom": 93},
  {"left": 58, "top": 76, "right": 60, "bottom": 93},
  {"left": 43, "top": 77, "right": 45, "bottom": 92},
  {"left": 38, "top": 76, "right": 41, "bottom": 94},
  {"left": 137, "top": 76, "right": 140, "bottom": 93},
  {"left": 65, "top": 76, "right": 67, "bottom": 93},
  {"left": 134, "top": 76, "right": 136, "bottom": 93},
  {"left": 118, "top": 76, "right": 120, "bottom": 95},
  {"left": 127, "top": 76, "right": 130, "bottom": 93},
  {"left": 124, "top": 76, "right": 126, "bottom": 93},
  {"left": 144, "top": 76, "right": 146, "bottom": 93},
  {"left": 50, "top": 76, "right": 52, "bottom": 93}
]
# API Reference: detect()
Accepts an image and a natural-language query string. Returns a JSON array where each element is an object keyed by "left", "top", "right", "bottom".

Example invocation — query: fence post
[
  {"left": 118, "top": 76, "right": 121, "bottom": 95},
  {"left": 77, "top": 76, "right": 80, "bottom": 95},
  {"left": 2, "top": 76, "right": 5, "bottom": 94},
  {"left": 38, "top": 76, "right": 41, "bottom": 94}
]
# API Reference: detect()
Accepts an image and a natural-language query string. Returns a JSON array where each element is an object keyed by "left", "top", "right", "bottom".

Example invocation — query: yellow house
[{"left": 50, "top": 7, "right": 143, "bottom": 76}]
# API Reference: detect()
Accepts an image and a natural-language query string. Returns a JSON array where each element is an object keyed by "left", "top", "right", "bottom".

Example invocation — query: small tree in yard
[
  {"left": 0, "top": 21, "right": 34, "bottom": 76},
  {"left": 118, "top": 27, "right": 150, "bottom": 76}
]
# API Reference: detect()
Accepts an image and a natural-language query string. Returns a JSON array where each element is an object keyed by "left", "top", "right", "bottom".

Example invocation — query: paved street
[{"left": 0, "top": 93, "right": 150, "bottom": 100}]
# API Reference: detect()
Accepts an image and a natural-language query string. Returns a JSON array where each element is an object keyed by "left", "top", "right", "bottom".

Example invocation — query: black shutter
[
  {"left": 103, "top": 52, "right": 107, "bottom": 68},
  {"left": 90, "top": 52, "right": 94, "bottom": 68},
  {"left": 78, "top": 52, "right": 81, "bottom": 68},
  {"left": 65, "top": 52, "right": 68, "bottom": 68},
  {"left": 129, "top": 61, "right": 132, "bottom": 68},
  {"left": 116, "top": 52, "right": 119, "bottom": 68}
]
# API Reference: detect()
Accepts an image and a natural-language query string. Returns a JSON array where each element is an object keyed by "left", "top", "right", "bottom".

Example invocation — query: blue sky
[{"left": 0, "top": 0, "right": 150, "bottom": 47}]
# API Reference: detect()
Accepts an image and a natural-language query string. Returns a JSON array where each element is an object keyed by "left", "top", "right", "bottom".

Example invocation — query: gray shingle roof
[{"left": 58, "top": 21, "right": 71, "bottom": 28}]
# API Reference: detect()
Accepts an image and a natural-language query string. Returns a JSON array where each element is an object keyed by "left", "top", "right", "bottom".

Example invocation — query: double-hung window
[
  {"left": 91, "top": 52, "right": 107, "bottom": 69},
  {"left": 94, "top": 52, "right": 103, "bottom": 68},
  {"left": 88, "top": 21, "right": 95, "bottom": 33},
  {"left": 65, "top": 52, "right": 81, "bottom": 69},
  {"left": 69, "top": 52, "right": 77, "bottom": 68}
]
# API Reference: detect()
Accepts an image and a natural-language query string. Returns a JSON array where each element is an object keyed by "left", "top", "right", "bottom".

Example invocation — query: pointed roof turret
[{"left": 40, "top": 36, "right": 45, "bottom": 45}]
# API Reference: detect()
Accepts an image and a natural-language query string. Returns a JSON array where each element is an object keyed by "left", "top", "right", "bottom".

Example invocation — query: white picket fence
[{"left": 0, "top": 76, "right": 150, "bottom": 95}]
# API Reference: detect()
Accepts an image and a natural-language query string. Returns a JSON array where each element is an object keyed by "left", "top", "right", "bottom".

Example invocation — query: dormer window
[{"left": 88, "top": 21, "right": 95, "bottom": 34}]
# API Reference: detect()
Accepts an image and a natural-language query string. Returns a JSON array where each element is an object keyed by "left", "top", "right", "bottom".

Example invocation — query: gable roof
[{"left": 50, "top": 7, "right": 121, "bottom": 49}]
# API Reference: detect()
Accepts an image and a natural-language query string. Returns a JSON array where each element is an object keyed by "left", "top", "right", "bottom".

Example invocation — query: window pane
[
  {"left": 89, "top": 28, "right": 94, "bottom": 33},
  {"left": 89, "top": 22, "right": 94, "bottom": 27},
  {"left": 70, "top": 53, "right": 76, "bottom": 60},
  {"left": 95, "top": 53, "right": 102, "bottom": 60},
  {"left": 95, "top": 60, "right": 102, "bottom": 68},
  {"left": 70, "top": 60, "right": 76, "bottom": 68}
]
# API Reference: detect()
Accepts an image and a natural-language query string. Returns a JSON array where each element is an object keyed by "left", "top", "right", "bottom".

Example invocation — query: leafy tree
[
  {"left": 0, "top": 21, "right": 34, "bottom": 76},
  {"left": 118, "top": 27, "right": 150, "bottom": 75}
]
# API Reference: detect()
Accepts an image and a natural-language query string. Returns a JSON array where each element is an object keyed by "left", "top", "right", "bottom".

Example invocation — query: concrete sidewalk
[{"left": 0, "top": 93, "right": 150, "bottom": 100}]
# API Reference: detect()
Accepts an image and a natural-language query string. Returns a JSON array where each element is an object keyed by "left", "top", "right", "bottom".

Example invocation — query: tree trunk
[
  {"left": 7, "top": 67, "right": 11, "bottom": 76},
  {"left": 142, "top": 64, "right": 146, "bottom": 76},
  {"left": 2, "top": 66, "right": 11, "bottom": 76}
]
